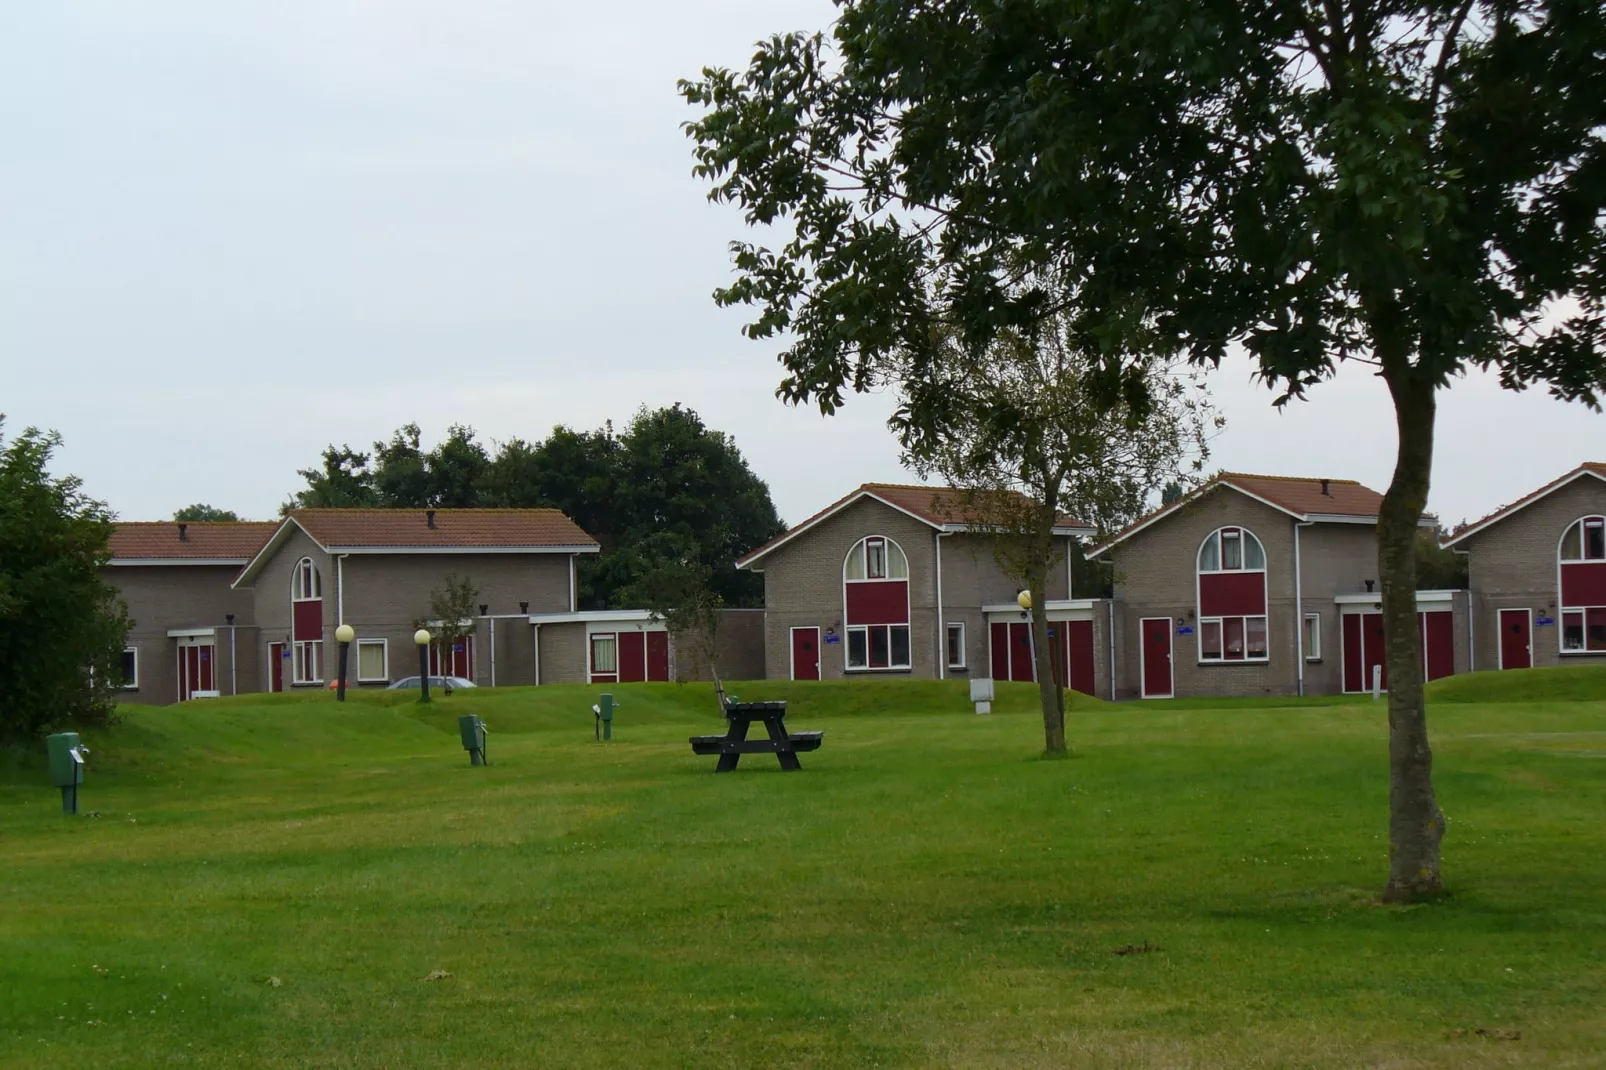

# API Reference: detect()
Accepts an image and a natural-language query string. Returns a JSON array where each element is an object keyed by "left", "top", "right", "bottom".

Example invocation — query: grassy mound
[{"left": 1426, "top": 663, "right": 1606, "bottom": 703}]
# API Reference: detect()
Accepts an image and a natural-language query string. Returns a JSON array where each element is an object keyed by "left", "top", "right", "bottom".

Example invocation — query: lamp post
[
  {"left": 1017, "top": 588, "right": 1065, "bottom": 713},
  {"left": 414, "top": 629, "right": 432, "bottom": 702},
  {"left": 335, "top": 624, "right": 355, "bottom": 702}
]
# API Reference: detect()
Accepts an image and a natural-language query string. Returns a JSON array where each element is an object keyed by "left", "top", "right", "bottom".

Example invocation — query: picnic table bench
[{"left": 689, "top": 682, "right": 822, "bottom": 772}]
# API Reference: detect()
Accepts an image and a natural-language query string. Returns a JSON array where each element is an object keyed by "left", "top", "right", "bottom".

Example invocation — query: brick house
[
  {"left": 230, "top": 508, "right": 597, "bottom": 692},
  {"left": 1087, "top": 474, "right": 1468, "bottom": 700},
  {"left": 1442, "top": 462, "right": 1606, "bottom": 669},
  {"left": 106, "top": 521, "right": 278, "bottom": 703},
  {"left": 735, "top": 483, "right": 1106, "bottom": 692}
]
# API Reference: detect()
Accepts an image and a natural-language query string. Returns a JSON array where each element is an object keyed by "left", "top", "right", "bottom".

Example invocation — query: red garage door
[
  {"left": 178, "top": 643, "right": 214, "bottom": 702},
  {"left": 1419, "top": 610, "right": 1456, "bottom": 682},
  {"left": 647, "top": 631, "right": 670, "bottom": 681},
  {"left": 618, "top": 632, "right": 647, "bottom": 682}
]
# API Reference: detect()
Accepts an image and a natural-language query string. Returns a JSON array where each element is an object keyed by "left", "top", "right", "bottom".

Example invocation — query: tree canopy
[
  {"left": 283, "top": 406, "right": 784, "bottom": 609},
  {"left": 173, "top": 504, "right": 241, "bottom": 522},
  {"left": 683, "top": 1, "right": 1606, "bottom": 901},
  {"left": 0, "top": 419, "right": 129, "bottom": 742}
]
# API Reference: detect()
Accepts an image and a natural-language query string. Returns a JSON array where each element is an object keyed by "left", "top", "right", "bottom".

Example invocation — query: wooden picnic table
[{"left": 689, "top": 687, "right": 822, "bottom": 772}]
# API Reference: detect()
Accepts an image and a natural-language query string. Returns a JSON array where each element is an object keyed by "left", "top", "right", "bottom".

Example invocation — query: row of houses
[{"left": 107, "top": 462, "right": 1605, "bottom": 704}]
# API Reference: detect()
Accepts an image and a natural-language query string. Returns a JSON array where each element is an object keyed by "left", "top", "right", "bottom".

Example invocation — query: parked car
[{"left": 387, "top": 675, "right": 477, "bottom": 691}]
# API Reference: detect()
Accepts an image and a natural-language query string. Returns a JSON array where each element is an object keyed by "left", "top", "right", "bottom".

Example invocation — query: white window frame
[
  {"left": 292, "top": 640, "right": 323, "bottom": 684},
  {"left": 1303, "top": 612, "right": 1322, "bottom": 661},
  {"left": 946, "top": 621, "right": 967, "bottom": 670},
  {"left": 1557, "top": 516, "right": 1606, "bottom": 655},
  {"left": 355, "top": 638, "right": 389, "bottom": 682},
  {"left": 845, "top": 623, "right": 912, "bottom": 671},
  {"left": 120, "top": 646, "right": 139, "bottom": 690},
  {"left": 590, "top": 632, "right": 618, "bottom": 676},
  {"left": 291, "top": 557, "right": 322, "bottom": 601},
  {"left": 1196, "top": 526, "right": 1270, "bottom": 664}
]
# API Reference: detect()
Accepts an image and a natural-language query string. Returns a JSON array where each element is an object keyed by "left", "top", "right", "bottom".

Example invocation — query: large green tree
[
  {"left": 682, "top": 1, "right": 1606, "bottom": 901},
  {"left": 173, "top": 504, "right": 241, "bottom": 522},
  {"left": 0, "top": 420, "right": 129, "bottom": 742}
]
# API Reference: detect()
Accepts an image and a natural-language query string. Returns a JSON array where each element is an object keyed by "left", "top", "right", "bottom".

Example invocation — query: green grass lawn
[{"left": 2, "top": 679, "right": 1604, "bottom": 1068}]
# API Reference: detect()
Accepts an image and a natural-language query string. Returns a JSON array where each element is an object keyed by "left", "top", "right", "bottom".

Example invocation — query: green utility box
[
  {"left": 47, "top": 732, "right": 87, "bottom": 815},
  {"left": 593, "top": 693, "right": 617, "bottom": 741},
  {"left": 457, "top": 715, "right": 488, "bottom": 766}
]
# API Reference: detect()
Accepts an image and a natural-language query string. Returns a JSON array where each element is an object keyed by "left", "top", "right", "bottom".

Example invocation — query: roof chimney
[
  {"left": 426, "top": 510, "right": 437, "bottom": 529},
  {"left": 1320, "top": 478, "right": 1331, "bottom": 496},
  {"left": 178, "top": 523, "right": 188, "bottom": 541}
]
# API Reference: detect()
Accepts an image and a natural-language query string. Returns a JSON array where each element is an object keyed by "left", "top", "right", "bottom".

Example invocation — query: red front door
[
  {"left": 791, "top": 627, "right": 820, "bottom": 680},
  {"left": 268, "top": 642, "right": 285, "bottom": 692},
  {"left": 178, "top": 644, "right": 214, "bottom": 701},
  {"left": 618, "top": 632, "right": 647, "bottom": 682},
  {"left": 1007, "top": 622, "right": 1033, "bottom": 682},
  {"left": 1141, "top": 618, "right": 1172, "bottom": 698},
  {"left": 1419, "top": 611, "right": 1456, "bottom": 682},
  {"left": 1064, "top": 619, "right": 1096, "bottom": 696},
  {"left": 1500, "top": 609, "right": 1531, "bottom": 670},
  {"left": 646, "top": 631, "right": 670, "bottom": 681}
]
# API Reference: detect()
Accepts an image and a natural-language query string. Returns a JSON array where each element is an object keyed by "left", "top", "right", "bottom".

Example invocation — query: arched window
[
  {"left": 292, "top": 557, "right": 322, "bottom": 601},
  {"left": 290, "top": 557, "right": 324, "bottom": 683},
  {"left": 1559, "top": 516, "right": 1606, "bottom": 653},
  {"left": 842, "top": 536, "right": 911, "bottom": 670},
  {"left": 1197, "top": 527, "right": 1268, "bottom": 662}
]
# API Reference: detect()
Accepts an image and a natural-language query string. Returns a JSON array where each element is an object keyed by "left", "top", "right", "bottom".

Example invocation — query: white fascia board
[
  {"left": 1442, "top": 469, "right": 1606, "bottom": 548},
  {"left": 1086, "top": 483, "right": 1304, "bottom": 560},
  {"left": 939, "top": 522, "right": 1096, "bottom": 536},
  {"left": 327, "top": 544, "right": 600, "bottom": 555},
  {"left": 109, "top": 558, "right": 250, "bottom": 567},
  {"left": 232, "top": 516, "right": 324, "bottom": 590},
  {"left": 526, "top": 609, "right": 658, "bottom": 625},
  {"left": 738, "top": 489, "right": 943, "bottom": 569},
  {"left": 1415, "top": 589, "right": 1458, "bottom": 604},
  {"left": 981, "top": 599, "right": 1101, "bottom": 613},
  {"left": 166, "top": 627, "right": 218, "bottom": 638},
  {"left": 1335, "top": 590, "right": 1458, "bottom": 608}
]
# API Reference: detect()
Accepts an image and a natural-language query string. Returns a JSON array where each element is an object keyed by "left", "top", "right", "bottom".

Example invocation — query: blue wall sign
[
  {"left": 1176, "top": 625, "right": 1194, "bottom": 636},
  {"left": 1536, "top": 615, "right": 1556, "bottom": 627},
  {"left": 823, "top": 634, "right": 841, "bottom": 645}
]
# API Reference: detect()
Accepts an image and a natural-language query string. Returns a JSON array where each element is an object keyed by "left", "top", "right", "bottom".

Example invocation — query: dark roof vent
[
  {"left": 178, "top": 523, "right": 188, "bottom": 541},
  {"left": 1364, "top": 579, "right": 1375, "bottom": 593},
  {"left": 1320, "top": 478, "right": 1331, "bottom": 496},
  {"left": 519, "top": 601, "right": 529, "bottom": 614},
  {"left": 426, "top": 510, "right": 437, "bottom": 529}
]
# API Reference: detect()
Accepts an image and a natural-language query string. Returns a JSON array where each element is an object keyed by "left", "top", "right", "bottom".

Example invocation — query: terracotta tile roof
[
  {"left": 289, "top": 508, "right": 599, "bottom": 549},
  {"left": 1087, "top": 472, "right": 1396, "bottom": 559},
  {"left": 1443, "top": 462, "right": 1606, "bottom": 547},
  {"left": 736, "top": 483, "right": 1092, "bottom": 569},
  {"left": 109, "top": 521, "right": 278, "bottom": 562},
  {"left": 1218, "top": 473, "right": 1385, "bottom": 519}
]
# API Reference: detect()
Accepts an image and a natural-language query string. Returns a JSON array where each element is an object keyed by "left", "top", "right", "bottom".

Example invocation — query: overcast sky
[{"left": 3, "top": 1, "right": 1600, "bottom": 531}]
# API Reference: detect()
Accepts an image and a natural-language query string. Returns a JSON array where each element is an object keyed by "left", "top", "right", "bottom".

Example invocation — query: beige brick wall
[
  {"left": 1459, "top": 476, "right": 1606, "bottom": 669},
  {"left": 1106, "top": 487, "right": 1401, "bottom": 699},
  {"left": 538, "top": 621, "right": 587, "bottom": 685},
  {"left": 753, "top": 498, "right": 1070, "bottom": 680},
  {"left": 104, "top": 563, "right": 257, "bottom": 705}
]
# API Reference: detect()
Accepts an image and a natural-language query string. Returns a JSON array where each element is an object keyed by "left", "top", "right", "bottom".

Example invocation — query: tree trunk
[
  {"left": 1027, "top": 568, "right": 1067, "bottom": 755},
  {"left": 1379, "top": 371, "right": 1445, "bottom": 902}
]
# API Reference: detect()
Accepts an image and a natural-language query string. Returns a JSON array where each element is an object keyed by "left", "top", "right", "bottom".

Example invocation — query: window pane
[
  {"left": 847, "top": 628, "right": 868, "bottom": 668},
  {"left": 1563, "top": 611, "right": 1585, "bottom": 651},
  {"left": 358, "top": 642, "right": 386, "bottom": 679},
  {"left": 866, "top": 538, "right": 887, "bottom": 579},
  {"left": 1246, "top": 616, "right": 1268, "bottom": 659},
  {"left": 844, "top": 542, "right": 866, "bottom": 580},
  {"left": 591, "top": 635, "right": 616, "bottom": 673},
  {"left": 1243, "top": 532, "right": 1265, "bottom": 570},
  {"left": 869, "top": 626, "right": 891, "bottom": 668},
  {"left": 1222, "top": 531, "right": 1242, "bottom": 570},
  {"left": 886, "top": 541, "right": 909, "bottom": 579},
  {"left": 1589, "top": 608, "right": 1606, "bottom": 652},
  {"left": 1303, "top": 614, "right": 1321, "bottom": 660},
  {"left": 1224, "top": 617, "right": 1245, "bottom": 660},
  {"left": 1587, "top": 519, "right": 1606, "bottom": 561},
  {"left": 119, "top": 648, "right": 137, "bottom": 687},
  {"left": 1200, "top": 620, "right": 1222, "bottom": 660},
  {"left": 947, "top": 623, "right": 965, "bottom": 668},
  {"left": 890, "top": 625, "right": 911, "bottom": 668},
  {"left": 1198, "top": 533, "right": 1220, "bottom": 572},
  {"left": 1561, "top": 521, "right": 1583, "bottom": 560}
]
